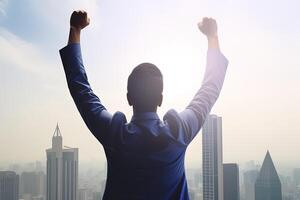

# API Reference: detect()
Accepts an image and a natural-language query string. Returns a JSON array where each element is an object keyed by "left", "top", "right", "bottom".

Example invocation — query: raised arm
[
  {"left": 164, "top": 18, "right": 228, "bottom": 145},
  {"left": 60, "top": 10, "right": 112, "bottom": 144}
]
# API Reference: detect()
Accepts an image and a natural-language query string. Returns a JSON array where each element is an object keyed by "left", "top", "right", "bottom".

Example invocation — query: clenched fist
[
  {"left": 198, "top": 17, "right": 218, "bottom": 38},
  {"left": 70, "top": 10, "right": 90, "bottom": 30}
]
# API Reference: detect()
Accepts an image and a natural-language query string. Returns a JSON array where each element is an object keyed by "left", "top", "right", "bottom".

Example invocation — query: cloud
[
  {"left": 0, "top": 0, "right": 7, "bottom": 18},
  {"left": 29, "top": 0, "right": 101, "bottom": 30},
  {"left": 0, "top": 28, "right": 55, "bottom": 75}
]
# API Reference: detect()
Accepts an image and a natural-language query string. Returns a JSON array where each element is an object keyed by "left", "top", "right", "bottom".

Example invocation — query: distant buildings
[
  {"left": 0, "top": 171, "right": 19, "bottom": 200},
  {"left": 223, "top": 163, "right": 240, "bottom": 200},
  {"left": 20, "top": 171, "right": 46, "bottom": 200},
  {"left": 293, "top": 168, "right": 300, "bottom": 187},
  {"left": 255, "top": 151, "right": 282, "bottom": 200},
  {"left": 244, "top": 170, "right": 259, "bottom": 200},
  {"left": 202, "top": 114, "right": 224, "bottom": 200},
  {"left": 92, "top": 191, "right": 102, "bottom": 200},
  {"left": 32, "top": 197, "right": 45, "bottom": 200},
  {"left": 78, "top": 188, "right": 89, "bottom": 200},
  {"left": 46, "top": 124, "right": 78, "bottom": 200}
]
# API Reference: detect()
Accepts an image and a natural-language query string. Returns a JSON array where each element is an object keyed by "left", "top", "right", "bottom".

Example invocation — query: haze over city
[{"left": 1, "top": 0, "right": 300, "bottom": 170}]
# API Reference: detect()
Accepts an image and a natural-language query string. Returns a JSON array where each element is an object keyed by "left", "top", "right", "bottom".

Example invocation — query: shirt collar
[{"left": 131, "top": 112, "right": 160, "bottom": 122}]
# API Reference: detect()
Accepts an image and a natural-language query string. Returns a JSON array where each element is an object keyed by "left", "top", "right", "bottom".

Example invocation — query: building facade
[
  {"left": 0, "top": 171, "right": 19, "bottom": 200},
  {"left": 255, "top": 151, "right": 282, "bottom": 200},
  {"left": 46, "top": 124, "right": 78, "bottom": 200},
  {"left": 202, "top": 114, "right": 224, "bottom": 200},
  {"left": 20, "top": 171, "right": 46, "bottom": 199},
  {"left": 223, "top": 163, "right": 240, "bottom": 200}
]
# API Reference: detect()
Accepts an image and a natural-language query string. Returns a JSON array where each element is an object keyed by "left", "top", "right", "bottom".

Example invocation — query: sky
[{"left": 0, "top": 0, "right": 300, "bottom": 169}]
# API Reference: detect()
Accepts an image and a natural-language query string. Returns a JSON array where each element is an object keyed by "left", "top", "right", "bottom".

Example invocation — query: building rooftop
[{"left": 255, "top": 151, "right": 281, "bottom": 186}]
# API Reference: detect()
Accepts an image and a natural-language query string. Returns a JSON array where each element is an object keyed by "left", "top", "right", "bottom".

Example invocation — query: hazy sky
[{"left": 0, "top": 0, "right": 300, "bottom": 168}]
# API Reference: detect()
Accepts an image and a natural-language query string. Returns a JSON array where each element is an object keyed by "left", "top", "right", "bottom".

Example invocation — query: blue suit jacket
[{"left": 60, "top": 44, "right": 228, "bottom": 200}]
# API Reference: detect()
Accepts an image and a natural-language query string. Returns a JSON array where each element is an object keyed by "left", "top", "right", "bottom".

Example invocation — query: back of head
[{"left": 127, "top": 63, "right": 163, "bottom": 112}]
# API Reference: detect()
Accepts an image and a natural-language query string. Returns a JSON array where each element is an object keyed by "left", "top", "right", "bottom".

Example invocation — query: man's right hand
[
  {"left": 68, "top": 10, "right": 90, "bottom": 44},
  {"left": 70, "top": 10, "right": 90, "bottom": 30},
  {"left": 198, "top": 17, "right": 217, "bottom": 38}
]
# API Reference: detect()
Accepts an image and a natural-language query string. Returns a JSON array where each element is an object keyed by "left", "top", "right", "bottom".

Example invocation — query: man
[{"left": 60, "top": 10, "right": 228, "bottom": 200}]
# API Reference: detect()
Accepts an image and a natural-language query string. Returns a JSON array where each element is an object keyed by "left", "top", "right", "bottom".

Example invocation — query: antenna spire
[{"left": 53, "top": 123, "right": 62, "bottom": 137}]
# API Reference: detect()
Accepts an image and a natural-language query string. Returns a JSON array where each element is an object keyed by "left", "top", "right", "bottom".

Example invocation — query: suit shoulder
[{"left": 111, "top": 111, "right": 127, "bottom": 126}]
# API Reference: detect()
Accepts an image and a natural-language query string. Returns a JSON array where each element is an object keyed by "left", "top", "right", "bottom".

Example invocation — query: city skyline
[{"left": 1, "top": 148, "right": 300, "bottom": 200}]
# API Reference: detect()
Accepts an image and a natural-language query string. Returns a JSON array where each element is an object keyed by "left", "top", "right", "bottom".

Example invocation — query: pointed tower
[
  {"left": 46, "top": 124, "right": 78, "bottom": 200},
  {"left": 255, "top": 151, "right": 282, "bottom": 200},
  {"left": 52, "top": 123, "right": 63, "bottom": 150}
]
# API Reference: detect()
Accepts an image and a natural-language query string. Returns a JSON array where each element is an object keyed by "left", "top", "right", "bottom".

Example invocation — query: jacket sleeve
[
  {"left": 164, "top": 49, "right": 228, "bottom": 145},
  {"left": 60, "top": 44, "right": 112, "bottom": 144}
]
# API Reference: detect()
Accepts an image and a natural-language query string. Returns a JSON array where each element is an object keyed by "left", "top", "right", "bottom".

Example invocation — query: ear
[
  {"left": 127, "top": 93, "right": 133, "bottom": 106},
  {"left": 158, "top": 94, "right": 163, "bottom": 107}
]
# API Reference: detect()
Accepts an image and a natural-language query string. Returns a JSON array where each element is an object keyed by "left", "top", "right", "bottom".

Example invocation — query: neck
[{"left": 133, "top": 108, "right": 157, "bottom": 114}]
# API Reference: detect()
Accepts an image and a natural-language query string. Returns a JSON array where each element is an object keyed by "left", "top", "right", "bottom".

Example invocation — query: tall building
[
  {"left": 202, "top": 114, "right": 223, "bottom": 200},
  {"left": 293, "top": 168, "right": 300, "bottom": 187},
  {"left": 244, "top": 170, "right": 259, "bottom": 200},
  {"left": 223, "top": 163, "right": 240, "bottom": 200},
  {"left": 46, "top": 124, "right": 78, "bottom": 200},
  {"left": 255, "top": 151, "right": 282, "bottom": 200},
  {"left": 0, "top": 171, "right": 19, "bottom": 200}
]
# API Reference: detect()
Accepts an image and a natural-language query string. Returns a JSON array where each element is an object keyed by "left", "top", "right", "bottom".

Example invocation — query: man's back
[
  {"left": 103, "top": 112, "right": 187, "bottom": 199},
  {"left": 60, "top": 11, "right": 228, "bottom": 200}
]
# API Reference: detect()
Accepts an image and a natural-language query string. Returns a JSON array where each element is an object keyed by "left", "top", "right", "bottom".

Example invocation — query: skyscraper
[
  {"left": 223, "top": 163, "right": 240, "bottom": 200},
  {"left": 255, "top": 151, "right": 282, "bottom": 200},
  {"left": 46, "top": 124, "right": 78, "bottom": 200},
  {"left": 202, "top": 114, "right": 223, "bottom": 200},
  {"left": 244, "top": 170, "right": 259, "bottom": 200},
  {"left": 0, "top": 171, "right": 19, "bottom": 200}
]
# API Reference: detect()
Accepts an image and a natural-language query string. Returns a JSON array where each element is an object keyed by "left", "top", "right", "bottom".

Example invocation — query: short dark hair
[{"left": 127, "top": 63, "right": 163, "bottom": 112}]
